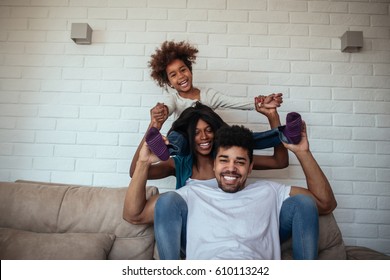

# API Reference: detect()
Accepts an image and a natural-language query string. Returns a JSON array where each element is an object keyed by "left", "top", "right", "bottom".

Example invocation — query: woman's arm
[
  {"left": 252, "top": 143, "right": 289, "bottom": 170},
  {"left": 252, "top": 103, "right": 289, "bottom": 170}
]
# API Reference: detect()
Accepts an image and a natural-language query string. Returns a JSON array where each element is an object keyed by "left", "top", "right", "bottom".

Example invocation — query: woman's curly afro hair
[{"left": 148, "top": 41, "right": 198, "bottom": 88}]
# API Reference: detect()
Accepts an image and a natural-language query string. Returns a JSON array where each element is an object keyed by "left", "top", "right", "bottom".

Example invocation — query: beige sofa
[
  {"left": 0, "top": 180, "right": 157, "bottom": 260},
  {"left": 0, "top": 180, "right": 389, "bottom": 260}
]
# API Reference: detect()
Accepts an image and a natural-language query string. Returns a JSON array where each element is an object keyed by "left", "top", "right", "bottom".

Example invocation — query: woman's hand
[
  {"left": 255, "top": 93, "right": 283, "bottom": 109},
  {"left": 150, "top": 102, "right": 169, "bottom": 129}
]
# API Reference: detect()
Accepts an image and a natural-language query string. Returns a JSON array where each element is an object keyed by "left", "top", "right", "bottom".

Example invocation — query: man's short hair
[{"left": 214, "top": 125, "right": 254, "bottom": 163}]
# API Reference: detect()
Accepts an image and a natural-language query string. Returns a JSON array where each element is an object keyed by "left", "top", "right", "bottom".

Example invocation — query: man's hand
[
  {"left": 150, "top": 103, "right": 168, "bottom": 129},
  {"left": 282, "top": 121, "right": 310, "bottom": 154},
  {"left": 139, "top": 135, "right": 169, "bottom": 164}
]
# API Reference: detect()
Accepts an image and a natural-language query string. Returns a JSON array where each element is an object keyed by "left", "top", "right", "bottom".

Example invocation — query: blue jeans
[
  {"left": 167, "top": 127, "right": 288, "bottom": 157},
  {"left": 167, "top": 131, "right": 190, "bottom": 156},
  {"left": 279, "top": 194, "right": 319, "bottom": 259},
  {"left": 154, "top": 192, "right": 188, "bottom": 260},
  {"left": 154, "top": 192, "right": 319, "bottom": 260}
]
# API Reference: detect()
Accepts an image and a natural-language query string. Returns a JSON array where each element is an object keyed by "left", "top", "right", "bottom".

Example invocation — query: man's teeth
[{"left": 223, "top": 176, "right": 236, "bottom": 181}]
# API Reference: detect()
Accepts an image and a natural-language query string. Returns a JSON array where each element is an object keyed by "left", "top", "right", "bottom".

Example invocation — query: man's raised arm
[
  {"left": 288, "top": 122, "right": 337, "bottom": 215},
  {"left": 123, "top": 142, "right": 160, "bottom": 224}
]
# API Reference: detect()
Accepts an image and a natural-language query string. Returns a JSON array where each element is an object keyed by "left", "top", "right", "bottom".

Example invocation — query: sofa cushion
[
  {"left": 56, "top": 185, "right": 151, "bottom": 237},
  {"left": 11, "top": 180, "right": 158, "bottom": 260},
  {"left": 281, "top": 213, "right": 347, "bottom": 259},
  {"left": 346, "top": 246, "right": 390, "bottom": 260},
  {"left": 0, "top": 228, "right": 115, "bottom": 260},
  {"left": 108, "top": 235, "right": 155, "bottom": 260},
  {"left": 316, "top": 213, "right": 346, "bottom": 259},
  {"left": 0, "top": 182, "right": 68, "bottom": 233},
  {"left": 13, "top": 180, "right": 157, "bottom": 238}
]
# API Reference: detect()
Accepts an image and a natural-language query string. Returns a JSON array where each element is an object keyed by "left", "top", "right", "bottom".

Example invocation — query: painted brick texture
[{"left": 0, "top": 0, "right": 389, "bottom": 255}]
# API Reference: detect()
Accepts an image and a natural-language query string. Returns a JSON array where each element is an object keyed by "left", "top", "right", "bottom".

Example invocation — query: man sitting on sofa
[{"left": 123, "top": 123, "right": 337, "bottom": 259}]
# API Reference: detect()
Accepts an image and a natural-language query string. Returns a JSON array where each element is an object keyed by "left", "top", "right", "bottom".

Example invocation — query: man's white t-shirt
[{"left": 175, "top": 178, "right": 291, "bottom": 260}]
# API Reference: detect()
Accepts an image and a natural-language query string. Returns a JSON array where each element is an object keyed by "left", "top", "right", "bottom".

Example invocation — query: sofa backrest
[{"left": 0, "top": 180, "right": 158, "bottom": 259}]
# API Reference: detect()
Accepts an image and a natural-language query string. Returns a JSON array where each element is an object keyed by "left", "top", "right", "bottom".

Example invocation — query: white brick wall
[{"left": 0, "top": 0, "right": 389, "bottom": 255}]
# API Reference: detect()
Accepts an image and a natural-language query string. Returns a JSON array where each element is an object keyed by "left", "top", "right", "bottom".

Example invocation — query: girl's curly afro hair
[{"left": 148, "top": 41, "right": 198, "bottom": 88}]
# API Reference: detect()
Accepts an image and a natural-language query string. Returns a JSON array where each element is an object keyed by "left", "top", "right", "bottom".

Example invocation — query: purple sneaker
[
  {"left": 281, "top": 112, "right": 302, "bottom": 144},
  {"left": 145, "top": 127, "right": 170, "bottom": 161}
]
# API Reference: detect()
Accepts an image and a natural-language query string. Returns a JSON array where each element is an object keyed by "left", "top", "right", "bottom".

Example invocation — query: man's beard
[{"left": 217, "top": 171, "right": 245, "bottom": 193}]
